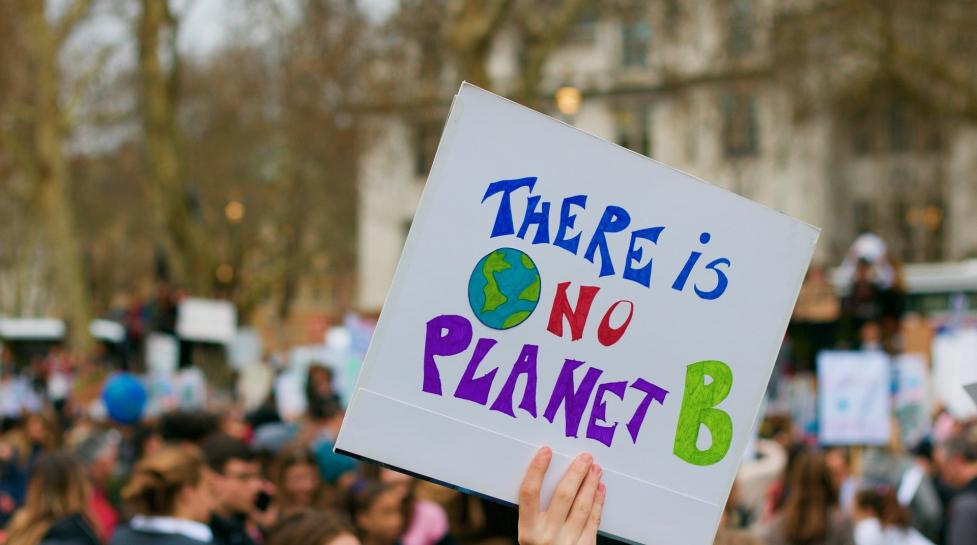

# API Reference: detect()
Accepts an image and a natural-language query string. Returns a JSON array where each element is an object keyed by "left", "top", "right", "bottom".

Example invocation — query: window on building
[
  {"left": 666, "top": 0, "right": 681, "bottom": 25},
  {"left": 849, "top": 99, "right": 942, "bottom": 156},
  {"left": 568, "top": 6, "right": 600, "bottom": 44},
  {"left": 721, "top": 93, "right": 758, "bottom": 158},
  {"left": 727, "top": 0, "right": 754, "bottom": 55},
  {"left": 614, "top": 104, "right": 652, "bottom": 157},
  {"left": 621, "top": 20, "right": 651, "bottom": 67},
  {"left": 414, "top": 121, "right": 442, "bottom": 177},
  {"left": 889, "top": 103, "right": 912, "bottom": 153}
]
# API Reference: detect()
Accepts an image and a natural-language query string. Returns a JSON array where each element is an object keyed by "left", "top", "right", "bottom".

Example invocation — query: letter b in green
[{"left": 673, "top": 360, "right": 733, "bottom": 466}]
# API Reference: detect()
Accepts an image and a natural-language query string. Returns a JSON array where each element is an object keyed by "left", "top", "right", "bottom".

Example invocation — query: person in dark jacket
[
  {"left": 110, "top": 447, "right": 215, "bottom": 545},
  {"left": 4, "top": 452, "right": 101, "bottom": 545},
  {"left": 940, "top": 430, "right": 977, "bottom": 545},
  {"left": 201, "top": 434, "right": 263, "bottom": 545}
]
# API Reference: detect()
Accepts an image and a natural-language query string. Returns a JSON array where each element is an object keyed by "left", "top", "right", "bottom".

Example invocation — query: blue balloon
[{"left": 102, "top": 373, "right": 148, "bottom": 425}]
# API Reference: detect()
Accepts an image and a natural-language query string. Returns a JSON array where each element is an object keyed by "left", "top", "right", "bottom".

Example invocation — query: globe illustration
[{"left": 468, "top": 247, "right": 541, "bottom": 330}]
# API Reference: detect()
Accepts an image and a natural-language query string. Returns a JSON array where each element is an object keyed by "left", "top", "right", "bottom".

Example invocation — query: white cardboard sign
[
  {"left": 817, "top": 351, "right": 892, "bottom": 446},
  {"left": 336, "top": 84, "right": 819, "bottom": 545}
]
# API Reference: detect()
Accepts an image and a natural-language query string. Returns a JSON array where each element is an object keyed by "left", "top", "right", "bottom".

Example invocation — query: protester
[
  {"left": 73, "top": 431, "right": 121, "bottom": 541},
  {"left": 269, "top": 444, "right": 332, "bottom": 515},
  {"left": 110, "top": 447, "right": 214, "bottom": 545},
  {"left": 348, "top": 480, "right": 405, "bottom": 545},
  {"left": 761, "top": 450, "right": 855, "bottom": 545},
  {"left": 373, "top": 467, "right": 454, "bottom": 545},
  {"left": 852, "top": 488, "right": 934, "bottom": 545},
  {"left": 264, "top": 509, "right": 359, "bottom": 545},
  {"left": 200, "top": 434, "right": 264, "bottom": 545},
  {"left": 938, "top": 429, "right": 977, "bottom": 545},
  {"left": 3, "top": 452, "right": 101, "bottom": 545}
]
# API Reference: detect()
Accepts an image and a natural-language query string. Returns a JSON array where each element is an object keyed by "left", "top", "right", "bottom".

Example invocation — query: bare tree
[
  {"left": 137, "top": 0, "right": 217, "bottom": 294},
  {"left": 0, "top": 0, "right": 96, "bottom": 351}
]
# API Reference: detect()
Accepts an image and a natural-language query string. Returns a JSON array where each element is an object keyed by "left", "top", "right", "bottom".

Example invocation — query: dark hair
[
  {"left": 201, "top": 433, "right": 255, "bottom": 472},
  {"left": 122, "top": 447, "right": 206, "bottom": 516},
  {"left": 781, "top": 451, "right": 838, "bottom": 545},
  {"left": 265, "top": 509, "right": 354, "bottom": 545},
  {"left": 347, "top": 479, "right": 396, "bottom": 529},
  {"left": 855, "top": 488, "right": 911, "bottom": 528},
  {"left": 942, "top": 431, "right": 977, "bottom": 463},
  {"left": 132, "top": 421, "right": 161, "bottom": 460},
  {"left": 159, "top": 410, "right": 220, "bottom": 444}
]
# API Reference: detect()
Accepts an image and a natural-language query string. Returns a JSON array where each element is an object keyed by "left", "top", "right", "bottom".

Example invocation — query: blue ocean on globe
[{"left": 468, "top": 247, "right": 541, "bottom": 330}]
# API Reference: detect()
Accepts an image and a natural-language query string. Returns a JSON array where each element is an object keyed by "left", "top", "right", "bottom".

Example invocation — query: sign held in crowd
[{"left": 336, "top": 84, "right": 819, "bottom": 545}]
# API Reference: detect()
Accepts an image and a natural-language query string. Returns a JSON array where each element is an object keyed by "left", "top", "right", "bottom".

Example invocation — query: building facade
[{"left": 357, "top": 0, "right": 977, "bottom": 310}]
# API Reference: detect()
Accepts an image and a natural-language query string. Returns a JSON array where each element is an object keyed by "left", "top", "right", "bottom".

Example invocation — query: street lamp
[
  {"left": 555, "top": 86, "right": 583, "bottom": 117},
  {"left": 225, "top": 200, "right": 245, "bottom": 223}
]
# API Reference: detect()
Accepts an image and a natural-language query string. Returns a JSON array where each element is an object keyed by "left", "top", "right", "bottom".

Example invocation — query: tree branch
[{"left": 55, "top": 0, "right": 94, "bottom": 46}]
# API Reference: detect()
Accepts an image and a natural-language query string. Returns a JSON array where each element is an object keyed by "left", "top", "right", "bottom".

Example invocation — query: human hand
[{"left": 518, "top": 447, "right": 605, "bottom": 545}]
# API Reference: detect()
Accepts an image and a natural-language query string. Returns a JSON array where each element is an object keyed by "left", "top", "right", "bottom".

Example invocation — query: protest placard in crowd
[
  {"left": 337, "top": 83, "right": 819, "bottom": 545},
  {"left": 818, "top": 351, "right": 891, "bottom": 446}
]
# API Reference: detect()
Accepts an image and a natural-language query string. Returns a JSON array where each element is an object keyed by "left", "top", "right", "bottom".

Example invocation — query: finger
[
  {"left": 578, "top": 482, "right": 606, "bottom": 545},
  {"left": 560, "top": 463, "right": 601, "bottom": 540},
  {"left": 519, "top": 446, "right": 552, "bottom": 526},
  {"left": 546, "top": 452, "right": 593, "bottom": 524}
]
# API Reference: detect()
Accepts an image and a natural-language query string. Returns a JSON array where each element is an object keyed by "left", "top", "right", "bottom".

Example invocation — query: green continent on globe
[
  {"left": 481, "top": 250, "right": 512, "bottom": 313},
  {"left": 468, "top": 247, "right": 542, "bottom": 330}
]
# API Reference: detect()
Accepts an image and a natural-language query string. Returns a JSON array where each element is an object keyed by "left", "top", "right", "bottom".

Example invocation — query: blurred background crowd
[{"left": 3, "top": 0, "right": 977, "bottom": 545}]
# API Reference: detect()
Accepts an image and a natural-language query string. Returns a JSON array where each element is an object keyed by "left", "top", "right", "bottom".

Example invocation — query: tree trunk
[
  {"left": 137, "top": 0, "right": 216, "bottom": 294},
  {"left": 23, "top": 0, "right": 93, "bottom": 353}
]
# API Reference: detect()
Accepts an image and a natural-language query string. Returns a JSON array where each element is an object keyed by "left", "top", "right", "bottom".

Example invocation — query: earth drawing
[{"left": 467, "top": 247, "right": 541, "bottom": 330}]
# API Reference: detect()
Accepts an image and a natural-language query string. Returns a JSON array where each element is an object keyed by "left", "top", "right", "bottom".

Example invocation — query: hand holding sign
[{"left": 518, "top": 447, "right": 605, "bottom": 545}]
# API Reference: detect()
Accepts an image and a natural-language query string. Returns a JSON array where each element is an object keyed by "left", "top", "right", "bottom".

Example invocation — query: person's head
[
  {"left": 782, "top": 451, "right": 838, "bottom": 544},
  {"left": 4, "top": 452, "right": 93, "bottom": 545},
  {"left": 133, "top": 421, "right": 164, "bottom": 460},
  {"left": 855, "top": 258, "right": 873, "bottom": 282},
  {"left": 912, "top": 439, "right": 935, "bottom": 474},
  {"left": 347, "top": 480, "right": 405, "bottom": 545},
  {"left": 202, "top": 433, "right": 262, "bottom": 515},
  {"left": 272, "top": 444, "right": 322, "bottom": 512},
  {"left": 824, "top": 448, "right": 851, "bottom": 488},
  {"left": 853, "top": 488, "right": 910, "bottom": 528},
  {"left": 266, "top": 509, "right": 360, "bottom": 545},
  {"left": 307, "top": 365, "right": 335, "bottom": 396},
  {"left": 24, "top": 409, "right": 61, "bottom": 450},
  {"left": 122, "top": 447, "right": 214, "bottom": 523},
  {"left": 73, "top": 430, "right": 121, "bottom": 488},
  {"left": 939, "top": 430, "right": 977, "bottom": 488},
  {"left": 159, "top": 409, "right": 221, "bottom": 446}
]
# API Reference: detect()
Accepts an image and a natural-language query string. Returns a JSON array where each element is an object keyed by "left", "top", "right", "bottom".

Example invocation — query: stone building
[{"left": 357, "top": 0, "right": 977, "bottom": 310}]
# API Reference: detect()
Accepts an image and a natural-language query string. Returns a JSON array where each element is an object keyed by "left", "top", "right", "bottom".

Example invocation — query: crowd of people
[
  {"left": 0, "top": 358, "right": 607, "bottom": 545},
  {"left": 1, "top": 244, "right": 976, "bottom": 545}
]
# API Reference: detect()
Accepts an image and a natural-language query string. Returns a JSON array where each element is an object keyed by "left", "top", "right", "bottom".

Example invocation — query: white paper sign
[
  {"left": 818, "top": 351, "right": 892, "bottom": 446},
  {"left": 176, "top": 298, "right": 237, "bottom": 343},
  {"left": 336, "top": 84, "right": 819, "bottom": 545},
  {"left": 932, "top": 328, "right": 977, "bottom": 419},
  {"left": 146, "top": 333, "right": 179, "bottom": 377},
  {"left": 892, "top": 354, "right": 931, "bottom": 447}
]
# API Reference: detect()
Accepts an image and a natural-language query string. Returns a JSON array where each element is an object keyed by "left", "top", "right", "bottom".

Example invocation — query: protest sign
[
  {"left": 892, "top": 354, "right": 931, "bottom": 448},
  {"left": 932, "top": 328, "right": 977, "bottom": 418},
  {"left": 817, "top": 351, "right": 891, "bottom": 446},
  {"left": 336, "top": 84, "right": 819, "bottom": 545},
  {"left": 146, "top": 333, "right": 179, "bottom": 376},
  {"left": 176, "top": 298, "right": 237, "bottom": 343}
]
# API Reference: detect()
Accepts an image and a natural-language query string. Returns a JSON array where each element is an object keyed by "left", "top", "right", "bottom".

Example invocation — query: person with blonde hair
[
  {"left": 109, "top": 447, "right": 215, "bottom": 545},
  {"left": 4, "top": 452, "right": 101, "bottom": 545}
]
